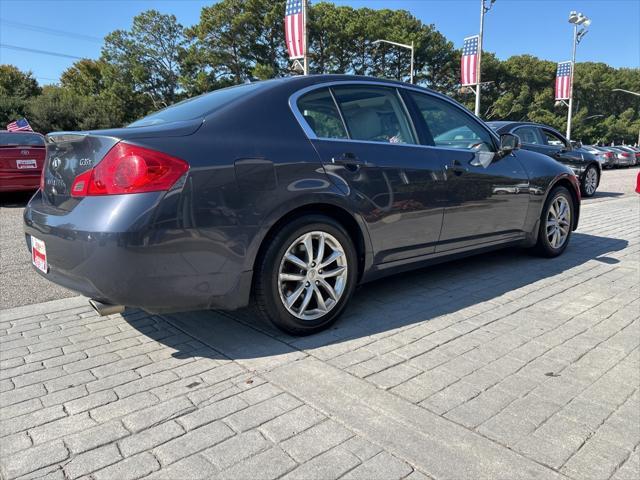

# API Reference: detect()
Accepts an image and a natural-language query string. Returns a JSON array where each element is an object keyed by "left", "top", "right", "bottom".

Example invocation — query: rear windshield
[
  {"left": 0, "top": 132, "right": 45, "bottom": 147},
  {"left": 128, "top": 82, "right": 265, "bottom": 127}
]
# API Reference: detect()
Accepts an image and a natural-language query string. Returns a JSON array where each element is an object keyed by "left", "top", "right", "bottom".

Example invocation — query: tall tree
[
  {"left": 102, "top": 10, "right": 185, "bottom": 106},
  {"left": 0, "top": 65, "right": 41, "bottom": 127}
]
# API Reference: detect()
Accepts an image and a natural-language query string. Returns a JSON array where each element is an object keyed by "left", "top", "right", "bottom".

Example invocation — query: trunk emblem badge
[{"left": 20, "top": 149, "right": 30, "bottom": 155}]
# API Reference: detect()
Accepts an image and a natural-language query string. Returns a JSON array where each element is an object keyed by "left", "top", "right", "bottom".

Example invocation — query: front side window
[
  {"left": 409, "top": 92, "right": 494, "bottom": 152},
  {"left": 513, "top": 126, "right": 542, "bottom": 145},
  {"left": 297, "top": 88, "right": 348, "bottom": 139},
  {"left": 542, "top": 129, "right": 567, "bottom": 147},
  {"left": 331, "top": 86, "right": 416, "bottom": 144}
]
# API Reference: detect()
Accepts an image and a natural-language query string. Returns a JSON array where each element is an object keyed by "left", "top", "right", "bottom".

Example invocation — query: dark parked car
[
  {"left": 487, "top": 121, "right": 601, "bottom": 197},
  {"left": 24, "top": 75, "right": 581, "bottom": 335},
  {"left": 0, "top": 131, "right": 46, "bottom": 192}
]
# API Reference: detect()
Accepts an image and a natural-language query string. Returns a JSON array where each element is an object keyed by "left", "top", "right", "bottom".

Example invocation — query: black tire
[
  {"left": 253, "top": 215, "right": 358, "bottom": 336},
  {"left": 534, "top": 186, "right": 574, "bottom": 258},
  {"left": 580, "top": 165, "right": 599, "bottom": 197}
]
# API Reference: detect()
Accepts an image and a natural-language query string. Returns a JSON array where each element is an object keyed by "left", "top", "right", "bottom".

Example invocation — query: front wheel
[
  {"left": 534, "top": 186, "right": 574, "bottom": 258},
  {"left": 581, "top": 165, "right": 599, "bottom": 197},
  {"left": 253, "top": 215, "right": 358, "bottom": 335}
]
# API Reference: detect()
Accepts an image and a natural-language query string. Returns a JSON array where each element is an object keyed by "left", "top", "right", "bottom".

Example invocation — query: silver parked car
[
  {"left": 581, "top": 145, "right": 615, "bottom": 169},
  {"left": 608, "top": 147, "right": 635, "bottom": 167}
]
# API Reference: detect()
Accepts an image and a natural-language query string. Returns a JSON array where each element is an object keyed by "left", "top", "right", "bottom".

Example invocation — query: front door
[{"left": 405, "top": 91, "right": 531, "bottom": 252}]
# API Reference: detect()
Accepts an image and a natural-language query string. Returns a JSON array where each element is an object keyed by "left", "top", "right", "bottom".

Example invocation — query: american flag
[
  {"left": 555, "top": 61, "right": 572, "bottom": 100},
  {"left": 6, "top": 118, "right": 33, "bottom": 132},
  {"left": 285, "top": 0, "right": 306, "bottom": 60},
  {"left": 461, "top": 36, "right": 479, "bottom": 86}
]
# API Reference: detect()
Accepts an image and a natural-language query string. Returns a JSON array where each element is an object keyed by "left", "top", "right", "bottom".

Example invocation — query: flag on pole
[
  {"left": 555, "top": 61, "right": 572, "bottom": 100},
  {"left": 285, "top": 0, "right": 305, "bottom": 60},
  {"left": 6, "top": 118, "right": 33, "bottom": 132},
  {"left": 461, "top": 35, "right": 479, "bottom": 86}
]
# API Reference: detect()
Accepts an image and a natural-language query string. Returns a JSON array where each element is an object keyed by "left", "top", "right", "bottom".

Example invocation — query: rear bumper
[
  {"left": 23, "top": 190, "right": 252, "bottom": 313},
  {"left": 0, "top": 171, "right": 40, "bottom": 192}
]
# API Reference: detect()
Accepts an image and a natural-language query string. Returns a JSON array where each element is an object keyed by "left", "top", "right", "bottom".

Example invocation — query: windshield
[
  {"left": 0, "top": 132, "right": 45, "bottom": 147},
  {"left": 128, "top": 82, "right": 265, "bottom": 127}
]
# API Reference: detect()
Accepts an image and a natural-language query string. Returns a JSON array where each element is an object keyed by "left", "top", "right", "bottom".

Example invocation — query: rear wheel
[
  {"left": 534, "top": 186, "right": 574, "bottom": 257},
  {"left": 254, "top": 215, "right": 357, "bottom": 335},
  {"left": 581, "top": 165, "right": 599, "bottom": 197}
]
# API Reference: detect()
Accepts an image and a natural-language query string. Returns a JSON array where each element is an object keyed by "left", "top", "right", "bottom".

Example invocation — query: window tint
[
  {"left": 331, "top": 86, "right": 416, "bottom": 144},
  {"left": 128, "top": 82, "right": 264, "bottom": 127},
  {"left": 0, "top": 132, "right": 44, "bottom": 147},
  {"left": 542, "top": 129, "right": 566, "bottom": 147},
  {"left": 297, "top": 88, "right": 348, "bottom": 139},
  {"left": 514, "top": 126, "right": 541, "bottom": 145},
  {"left": 409, "top": 92, "right": 494, "bottom": 151}
]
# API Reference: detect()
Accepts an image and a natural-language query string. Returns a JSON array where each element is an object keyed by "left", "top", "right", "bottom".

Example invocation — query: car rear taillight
[
  {"left": 70, "top": 143, "right": 189, "bottom": 197},
  {"left": 621, "top": 153, "right": 630, "bottom": 158},
  {"left": 604, "top": 152, "right": 613, "bottom": 158}
]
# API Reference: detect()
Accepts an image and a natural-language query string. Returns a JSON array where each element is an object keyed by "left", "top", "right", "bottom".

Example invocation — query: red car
[{"left": 0, "top": 131, "right": 46, "bottom": 192}]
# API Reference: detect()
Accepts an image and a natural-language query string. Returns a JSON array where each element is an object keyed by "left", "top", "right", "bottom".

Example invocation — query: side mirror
[
  {"left": 571, "top": 140, "right": 582, "bottom": 149},
  {"left": 499, "top": 133, "right": 521, "bottom": 155}
]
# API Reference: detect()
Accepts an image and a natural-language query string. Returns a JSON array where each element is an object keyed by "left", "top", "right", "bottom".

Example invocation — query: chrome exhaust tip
[{"left": 89, "top": 299, "right": 125, "bottom": 316}]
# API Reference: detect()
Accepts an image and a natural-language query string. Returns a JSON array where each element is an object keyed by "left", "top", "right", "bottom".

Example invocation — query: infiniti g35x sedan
[{"left": 25, "top": 75, "right": 581, "bottom": 335}]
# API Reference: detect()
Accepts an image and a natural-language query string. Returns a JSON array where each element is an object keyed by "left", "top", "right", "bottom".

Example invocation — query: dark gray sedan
[{"left": 25, "top": 75, "right": 581, "bottom": 335}]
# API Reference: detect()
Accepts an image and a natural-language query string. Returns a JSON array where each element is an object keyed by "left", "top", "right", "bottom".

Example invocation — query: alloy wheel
[
  {"left": 277, "top": 231, "right": 348, "bottom": 321},
  {"left": 546, "top": 195, "right": 571, "bottom": 249},
  {"left": 584, "top": 167, "right": 598, "bottom": 196}
]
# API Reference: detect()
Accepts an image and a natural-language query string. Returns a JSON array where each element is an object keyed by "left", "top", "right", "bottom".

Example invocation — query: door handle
[{"left": 331, "top": 153, "right": 372, "bottom": 170}]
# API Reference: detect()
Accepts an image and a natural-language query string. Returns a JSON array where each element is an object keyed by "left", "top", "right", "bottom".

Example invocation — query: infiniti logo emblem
[{"left": 51, "top": 157, "right": 62, "bottom": 170}]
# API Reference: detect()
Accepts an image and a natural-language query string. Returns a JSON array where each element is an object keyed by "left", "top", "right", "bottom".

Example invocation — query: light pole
[
  {"left": 372, "top": 39, "right": 414, "bottom": 84},
  {"left": 612, "top": 89, "right": 640, "bottom": 145},
  {"left": 475, "top": 0, "right": 496, "bottom": 117},
  {"left": 566, "top": 11, "right": 591, "bottom": 140}
]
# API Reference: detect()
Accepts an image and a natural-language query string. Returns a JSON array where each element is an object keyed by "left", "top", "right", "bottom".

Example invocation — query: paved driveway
[{"left": 0, "top": 168, "right": 638, "bottom": 479}]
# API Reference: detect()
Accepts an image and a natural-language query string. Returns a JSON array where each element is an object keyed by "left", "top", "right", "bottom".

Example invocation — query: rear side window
[
  {"left": 409, "top": 92, "right": 494, "bottom": 151},
  {"left": 297, "top": 88, "right": 348, "bottom": 139},
  {"left": 513, "top": 126, "right": 542, "bottom": 145},
  {"left": 0, "top": 132, "right": 44, "bottom": 147},
  {"left": 332, "top": 86, "right": 416, "bottom": 144},
  {"left": 128, "top": 82, "right": 264, "bottom": 127}
]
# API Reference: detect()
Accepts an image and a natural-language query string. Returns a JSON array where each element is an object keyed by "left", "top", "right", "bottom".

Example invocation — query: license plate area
[
  {"left": 17, "top": 159, "right": 38, "bottom": 169},
  {"left": 31, "top": 236, "right": 48, "bottom": 274}
]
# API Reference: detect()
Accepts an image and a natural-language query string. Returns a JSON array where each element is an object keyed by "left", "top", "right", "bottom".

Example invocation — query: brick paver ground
[{"left": 1, "top": 170, "right": 638, "bottom": 479}]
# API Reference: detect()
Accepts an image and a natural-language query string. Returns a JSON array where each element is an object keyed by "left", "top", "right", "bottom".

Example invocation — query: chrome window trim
[{"left": 289, "top": 79, "right": 500, "bottom": 150}]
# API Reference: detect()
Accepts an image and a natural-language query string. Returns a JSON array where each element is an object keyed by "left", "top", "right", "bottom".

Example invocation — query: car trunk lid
[{"left": 41, "top": 119, "right": 202, "bottom": 210}]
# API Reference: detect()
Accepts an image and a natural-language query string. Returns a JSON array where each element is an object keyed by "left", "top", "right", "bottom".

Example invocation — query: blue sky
[{"left": 0, "top": 0, "right": 638, "bottom": 85}]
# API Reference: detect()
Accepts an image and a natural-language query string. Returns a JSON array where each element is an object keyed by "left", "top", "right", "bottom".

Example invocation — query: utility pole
[
  {"left": 475, "top": 1, "right": 485, "bottom": 116},
  {"left": 475, "top": 0, "right": 496, "bottom": 117},
  {"left": 566, "top": 23, "right": 577, "bottom": 139},
  {"left": 566, "top": 11, "right": 591, "bottom": 140},
  {"left": 303, "top": 0, "right": 309, "bottom": 75}
]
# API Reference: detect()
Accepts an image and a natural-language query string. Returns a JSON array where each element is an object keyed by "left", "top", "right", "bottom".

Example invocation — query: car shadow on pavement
[
  {"left": 587, "top": 191, "right": 624, "bottom": 200},
  {"left": 124, "top": 231, "right": 628, "bottom": 363}
]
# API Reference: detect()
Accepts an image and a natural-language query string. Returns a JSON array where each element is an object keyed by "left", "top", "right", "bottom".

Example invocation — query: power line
[
  {"left": 0, "top": 18, "right": 103, "bottom": 43},
  {"left": 0, "top": 43, "right": 84, "bottom": 60}
]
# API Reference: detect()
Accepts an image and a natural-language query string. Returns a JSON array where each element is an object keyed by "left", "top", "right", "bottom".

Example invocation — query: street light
[
  {"left": 565, "top": 11, "right": 591, "bottom": 141},
  {"left": 372, "top": 39, "right": 414, "bottom": 84},
  {"left": 474, "top": 0, "right": 497, "bottom": 116}
]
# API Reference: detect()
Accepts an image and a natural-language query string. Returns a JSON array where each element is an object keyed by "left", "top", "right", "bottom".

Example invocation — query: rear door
[
  {"left": 296, "top": 84, "right": 448, "bottom": 263},
  {"left": 405, "top": 91, "right": 530, "bottom": 252}
]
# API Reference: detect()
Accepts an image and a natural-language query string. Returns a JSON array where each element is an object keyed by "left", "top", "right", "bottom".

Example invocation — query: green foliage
[{"left": 4, "top": 2, "right": 639, "bottom": 143}]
